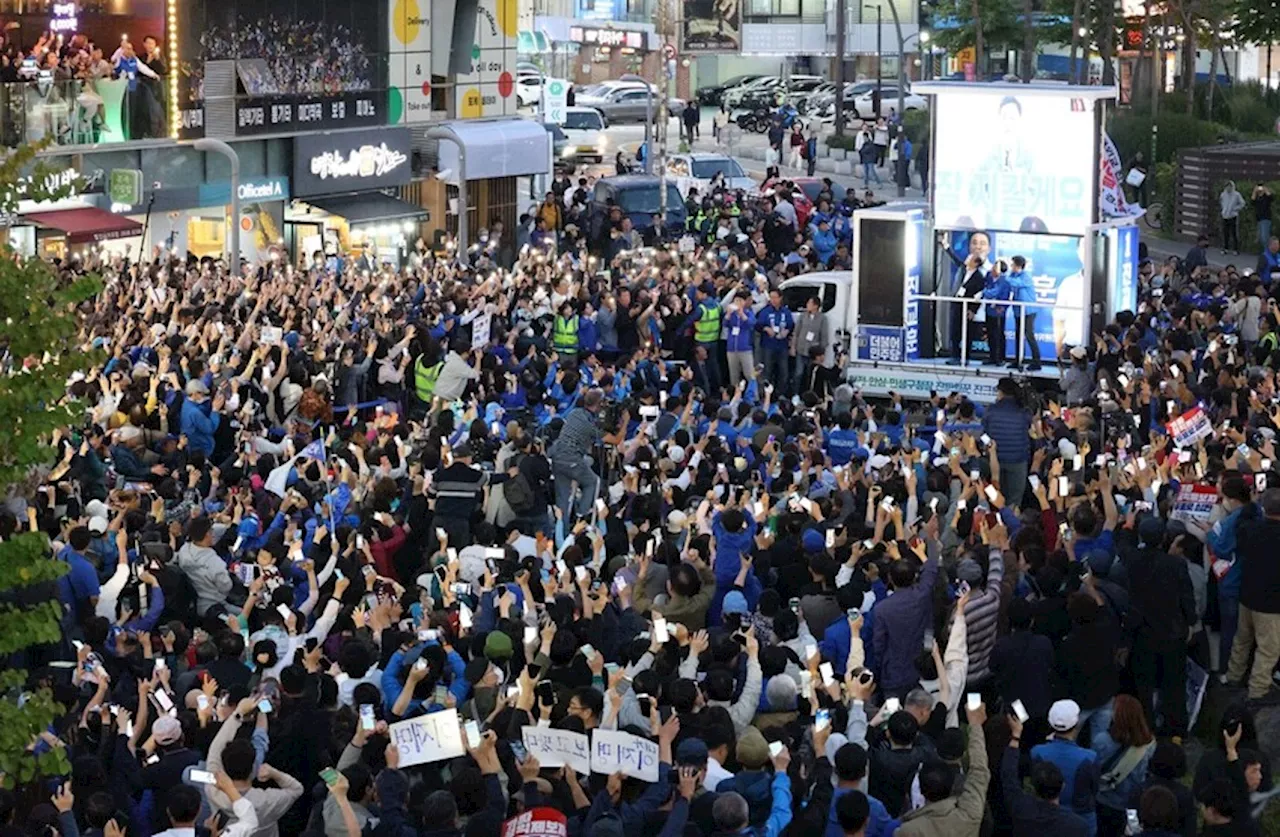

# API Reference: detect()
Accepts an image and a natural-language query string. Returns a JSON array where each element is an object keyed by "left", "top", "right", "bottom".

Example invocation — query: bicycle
[{"left": 1143, "top": 202, "right": 1164, "bottom": 230}]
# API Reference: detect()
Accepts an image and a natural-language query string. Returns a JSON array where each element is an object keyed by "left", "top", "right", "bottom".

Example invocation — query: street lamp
[
  {"left": 194, "top": 138, "right": 240, "bottom": 271},
  {"left": 864, "top": 4, "right": 882, "bottom": 118}
]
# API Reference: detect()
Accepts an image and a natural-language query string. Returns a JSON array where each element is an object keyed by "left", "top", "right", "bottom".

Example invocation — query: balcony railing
[{"left": 0, "top": 77, "right": 169, "bottom": 150}]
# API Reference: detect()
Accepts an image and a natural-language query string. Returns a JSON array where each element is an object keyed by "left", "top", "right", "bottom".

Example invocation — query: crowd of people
[
  {"left": 0, "top": 28, "right": 167, "bottom": 142},
  {"left": 197, "top": 13, "right": 376, "bottom": 98},
  {"left": 2, "top": 168, "right": 1280, "bottom": 837}
]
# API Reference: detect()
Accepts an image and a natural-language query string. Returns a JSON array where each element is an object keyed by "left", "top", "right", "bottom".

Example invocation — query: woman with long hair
[{"left": 1091, "top": 694, "right": 1156, "bottom": 836}]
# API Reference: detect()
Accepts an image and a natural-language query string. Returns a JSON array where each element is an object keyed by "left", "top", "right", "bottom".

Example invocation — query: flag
[
  {"left": 1099, "top": 133, "right": 1145, "bottom": 222},
  {"left": 301, "top": 438, "right": 326, "bottom": 461},
  {"left": 264, "top": 458, "right": 295, "bottom": 499}
]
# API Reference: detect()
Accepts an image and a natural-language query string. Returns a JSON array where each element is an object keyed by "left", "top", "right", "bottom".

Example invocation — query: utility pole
[
  {"left": 874, "top": 5, "right": 883, "bottom": 117},
  {"left": 835, "top": 0, "right": 847, "bottom": 136},
  {"left": 656, "top": 0, "right": 670, "bottom": 224}
]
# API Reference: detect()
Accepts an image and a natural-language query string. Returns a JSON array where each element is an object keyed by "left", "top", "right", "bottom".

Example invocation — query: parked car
[
  {"left": 592, "top": 175, "right": 687, "bottom": 238},
  {"left": 850, "top": 85, "right": 927, "bottom": 119},
  {"left": 577, "top": 83, "right": 686, "bottom": 123},
  {"left": 812, "top": 81, "right": 877, "bottom": 121},
  {"left": 541, "top": 122, "right": 568, "bottom": 162},
  {"left": 517, "top": 73, "right": 543, "bottom": 108},
  {"left": 665, "top": 153, "right": 756, "bottom": 197},
  {"left": 559, "top": 106, "right": 609, "bottom": 163},
  {"left": 695, "top": 74, "right": 763, "bottom": 106}
]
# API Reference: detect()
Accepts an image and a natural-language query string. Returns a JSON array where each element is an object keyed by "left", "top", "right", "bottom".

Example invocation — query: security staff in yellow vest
[
  {"left": 553, "top": 301, "right": 580, "bottom": 357},
  {"left": 413, "top": 350, "right": 444, "bottom": 411},
  {"left": 681, "top": 282, "right": 723, "bottom": 394}
]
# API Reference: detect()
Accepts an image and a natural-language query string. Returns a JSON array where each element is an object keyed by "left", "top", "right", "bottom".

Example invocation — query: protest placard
[
  {"left": 388, "top": 709, "right": 465, "bottom": 767},
  {"left": 502, "top": 808, "right": 568, "bottom": 837},
  {"left": 590, "top": 728, "right": 659, "bottom": 782},
  {"left": 522, "top": 726, "right": 590, "bottom": 774},
  {"left": 471, "top": 313, "right": 492, "bottom": 351},
  {"left": 1167, "top": 405, "right": 1212, "bottom": 448},
  {"left": 1171, "top": 482, "right": 1218, "bottom": 528},
  {"left": 260, "top": 325, "right": 283, "bottom": 345}
]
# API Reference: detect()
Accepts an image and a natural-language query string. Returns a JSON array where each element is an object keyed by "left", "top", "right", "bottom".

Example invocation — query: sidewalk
[
  {"left": 1143, "top": 234, "right": 1260, "bottom": 272},
  {"left": 683, "top": 124, "right": 925, "bottom": 199}
]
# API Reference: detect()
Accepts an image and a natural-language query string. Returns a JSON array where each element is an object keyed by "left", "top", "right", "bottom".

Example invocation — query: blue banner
[
  {"left": 948, "top": 230, "right": 1086, "bottom": 363},
  {"left": 905, "top": 215, "right": 924, "bottom": 361},
  {"left": 1110, "top": 225, "right": 1139, "bottom": 316},
  {"left": 857, "top": 325, "right": 906, "bottom": 363}
]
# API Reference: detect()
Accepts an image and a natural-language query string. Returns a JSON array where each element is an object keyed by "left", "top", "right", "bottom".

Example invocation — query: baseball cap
[
  {"left": 1048, "top": 699, "right": 1081, "bottom": 732},
  {"left": 1069, "top": 346, "right": 1087, "bottom": 360},
  {"left": 185, "top": 379, "right": 209, "bottom": 396},
  {"left": 153, "top": 716, "right": 183, "bottom": 746},
  {"left": 801, "top": 528, "right": 826, "bottom": 553},
  {"left": 666, "top": 510, "right": 689, "bottom": 534}
]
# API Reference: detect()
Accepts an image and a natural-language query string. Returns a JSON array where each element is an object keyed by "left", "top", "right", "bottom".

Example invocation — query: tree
[
  {"left": 933, "top": 0, "right": 1021, "bottom": 74},
  {"left": 1021, "top": 0, "right": 1036, "bottom": 81},
  {"left": 0, "top": 141, "right": 101, "bottom": 790}
]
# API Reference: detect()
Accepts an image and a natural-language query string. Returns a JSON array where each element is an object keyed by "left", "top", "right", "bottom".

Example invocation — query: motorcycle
[{"left": 735, "top": 108, "right": 772, "bottom": 133}]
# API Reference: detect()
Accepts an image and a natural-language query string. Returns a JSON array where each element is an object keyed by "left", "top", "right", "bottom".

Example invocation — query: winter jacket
[
  {"left": 175, "top": 541, "right": 233, "bottom": 616},
  {"left": 962, "top": 547, "right": 1004, "bottom": 684},
  {"left": 179, "top": 398, "right": 220, "bottom": 456},
  {"left": 981, "top": 397, "right": 1031, "bottom": 464},
  {"left": 872, "top": 558, "right": 940, "bottom": 692},
  {"left": 895, "top": 723, "right": 990, "bottom": 837}
]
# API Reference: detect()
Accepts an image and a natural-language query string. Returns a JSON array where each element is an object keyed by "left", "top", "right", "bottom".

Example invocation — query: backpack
[{"left": 504, "top": 455, "right": 538, "bottom": 515}]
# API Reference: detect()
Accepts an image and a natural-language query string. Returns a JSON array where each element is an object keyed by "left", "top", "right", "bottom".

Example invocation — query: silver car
[{"left": 577, "top": 83, "right": 685, "bottom": 123}]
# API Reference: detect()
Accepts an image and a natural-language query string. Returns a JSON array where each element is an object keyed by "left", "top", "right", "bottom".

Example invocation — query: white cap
[
  {"left": 668, "top": 445, "right": 686, "bottom": 464},
  {"left": 1048, "top": 699, "right": 1081, "bottom": 732},
  {"left": 666, "top": 510, "right": 689, "bottom": 534}
]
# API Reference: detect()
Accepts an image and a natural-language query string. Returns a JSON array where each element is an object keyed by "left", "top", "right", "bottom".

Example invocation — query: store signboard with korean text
[{"left": 292, "top": 128, "right": 414, "bottom": 198}]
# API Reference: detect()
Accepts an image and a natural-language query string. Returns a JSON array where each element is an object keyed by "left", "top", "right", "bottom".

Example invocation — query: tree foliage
[{"left": 0, "top": 139, "right": 102, "bottom": 790}]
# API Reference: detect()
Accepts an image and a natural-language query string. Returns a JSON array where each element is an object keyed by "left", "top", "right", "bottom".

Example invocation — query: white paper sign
[
  {"left": 388, "top": 709, "right": 466, "bottom": 767},
  {"left": 522, "top": 726, "right": 590, "bottom": 774},
  {"left": 260, "top": 325, "right": 283, "bottom": 345},
  {"left": 590, "top": 729, "right": 659, "bottom": 781},
  {"left": 471, "top": 313, "right": 492, "bottom": 351}
]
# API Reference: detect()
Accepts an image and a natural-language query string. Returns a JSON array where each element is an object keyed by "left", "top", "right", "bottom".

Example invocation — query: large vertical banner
[
  {"left": 1108, "top": 224, "right": 1140, "bottom": 316},
  {"left": 453, "top": 0, "right": 520, "bottom": 118},
  {"left": 904, "top": 214, "right": 924, "bottom": 361},
  {"left": 388, "top": 0, "right": 433, "bottom": 124},
  {"left": 947, "top": 231, "right": 1087, "bottom": 363},
  {"left": 682, "top": 0, "right": 742, "bottom": 52}
]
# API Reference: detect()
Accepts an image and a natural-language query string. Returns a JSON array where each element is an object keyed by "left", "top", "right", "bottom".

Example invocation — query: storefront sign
[
  {"left": 234, "top": 93, "right": 382, "bottom": 137},
  {"left": 569, "top": 26, "right": 644, "bottom": 49},
  {"left": 108, "top": 170, "right": 143, "bottom": 207},
  {"left": 178, "top": 92, "right": 385, "bottom": 140},
  {"left": 198, "top": 177, "right": 290, "bottom": 207},
  {"left": 292, "top": 128, "right": 413, "bottom": 197}
]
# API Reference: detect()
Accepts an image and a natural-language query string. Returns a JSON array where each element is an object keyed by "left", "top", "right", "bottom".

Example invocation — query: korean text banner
[
  {"left": 946, "top": 231, "right": 1087, "bottom": 363},
  {"left": 933, "top": 91, "right": 1095, "bottom": 236}
]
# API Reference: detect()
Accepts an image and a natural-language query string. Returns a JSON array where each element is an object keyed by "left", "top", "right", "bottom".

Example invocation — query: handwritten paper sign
[
  {"left": 260, "top": 325, "right": 283, "bottom": 345},
  {"left": 388, "top": 709, "right": 465, "bottom": 767},
  {"left": 522, "top": 726, "right": 590, "bottom": 774},
  {"left": 471, "top": 313, "right": 492, "bottom": 351},
  {"left": 590, "top": 728, "right": 659, "bottom": 782},
  {"left": 1167, "top": 405, "right": 1212, "bottom": 448}
]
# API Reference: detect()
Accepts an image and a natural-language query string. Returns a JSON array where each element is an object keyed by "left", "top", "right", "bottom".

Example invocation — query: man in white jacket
[{"left": 176, "top": 517, "right": 233, "bottom": 617}]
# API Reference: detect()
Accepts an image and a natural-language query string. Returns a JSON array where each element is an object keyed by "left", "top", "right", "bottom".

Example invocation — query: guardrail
[
  {"left": 911, "top": 292, "right": 1086, "bottom": 367},
  {"left": 0, "top": 77, "right": 169, "bottom": 148}
]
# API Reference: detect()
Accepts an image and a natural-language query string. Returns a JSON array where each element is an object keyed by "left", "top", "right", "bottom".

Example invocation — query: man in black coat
[{"left": 1119, "top": 516, "right": 1197, "bottom": 737}]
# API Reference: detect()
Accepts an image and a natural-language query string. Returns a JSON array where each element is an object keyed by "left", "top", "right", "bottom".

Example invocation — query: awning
[
  {"left": 22, "top": 207, "right": 143, "bottom": 243},
  {"left": 436, "top": 118, "right": 551, "bottom": 184},
  {"left": 301, "top": 193, "right": 429, "bottom": 225}
]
